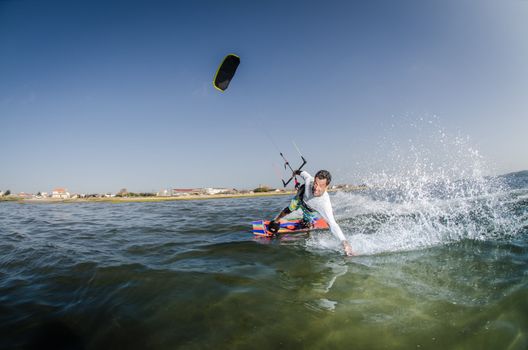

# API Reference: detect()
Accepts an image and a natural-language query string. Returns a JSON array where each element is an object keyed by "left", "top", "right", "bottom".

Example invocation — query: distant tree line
[
  {"left": 253, "top": 186, "right": 276, "bottom": 193},
  {"left": 115, "top": 189, "right": 156, "bottom": 197},
  {"left": 119, "top": 192, "right": 157, "bottom": 197}
]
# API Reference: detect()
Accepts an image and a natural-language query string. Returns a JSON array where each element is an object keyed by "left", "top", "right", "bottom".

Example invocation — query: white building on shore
[
  {"left": 205, "top": 188, "right": 233, "bottom": 195},
  {"left": 51, "top": 188, "right": 70, "bottom": 199}
]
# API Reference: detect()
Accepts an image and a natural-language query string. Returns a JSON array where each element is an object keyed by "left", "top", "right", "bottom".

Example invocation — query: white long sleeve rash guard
[{"left": 298, "top": 171, "right": 347, "bottom": 242}]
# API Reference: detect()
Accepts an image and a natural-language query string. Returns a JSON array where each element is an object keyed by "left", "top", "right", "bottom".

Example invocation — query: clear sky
[{"left": 1, "top": 0, "right": 527, "bottom": 194}]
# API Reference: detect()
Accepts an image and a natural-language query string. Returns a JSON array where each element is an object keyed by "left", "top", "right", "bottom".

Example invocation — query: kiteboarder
[{"left": 269, "top": 170, "right": 355, "bottom": 256}]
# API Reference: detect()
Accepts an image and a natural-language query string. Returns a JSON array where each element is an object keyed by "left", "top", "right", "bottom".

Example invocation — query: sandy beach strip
[{"left": 4, "top": 191, "right": 295, "bottom": 204}]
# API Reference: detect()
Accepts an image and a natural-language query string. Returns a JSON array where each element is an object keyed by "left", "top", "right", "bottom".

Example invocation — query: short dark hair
[{"left": 315, "top": 170, "right": 332, "bottom": 185}]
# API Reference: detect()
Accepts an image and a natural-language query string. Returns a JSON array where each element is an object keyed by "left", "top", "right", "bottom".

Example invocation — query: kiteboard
[{"left": 252, "top": 218, "right": 329, "bottom": 237}]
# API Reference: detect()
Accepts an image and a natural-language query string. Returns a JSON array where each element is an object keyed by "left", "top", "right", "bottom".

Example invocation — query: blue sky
[{"left": 1, "top": 0, "right": 527, "bottom": 193}]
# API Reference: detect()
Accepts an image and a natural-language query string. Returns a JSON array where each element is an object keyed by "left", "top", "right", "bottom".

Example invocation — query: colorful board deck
[{"left": 251, "top": 218, "right": 329, "bottom": 237}]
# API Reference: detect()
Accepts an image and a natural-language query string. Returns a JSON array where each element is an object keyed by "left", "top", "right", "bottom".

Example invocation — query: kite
[{"left": 213, "top": 54, "right": 240, "bottom": 92}]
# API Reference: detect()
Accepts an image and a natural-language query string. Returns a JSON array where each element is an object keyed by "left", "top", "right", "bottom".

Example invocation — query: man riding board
[{"left": 269, "top": 169, "right": 354, "bottom": 256}]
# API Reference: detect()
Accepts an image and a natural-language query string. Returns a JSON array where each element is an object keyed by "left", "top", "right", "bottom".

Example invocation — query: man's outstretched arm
[{"left": 320, "top": 204, "right": 355, "bottom": 256}]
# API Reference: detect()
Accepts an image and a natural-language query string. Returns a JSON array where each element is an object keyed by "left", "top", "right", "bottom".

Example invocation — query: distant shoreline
[
  {"left": 0, "top": 187, "right": 367, "bottom": 204},
  {"left": 1, "top": 191, "right": 296, "bottom": 204},
  {"left": 0, "top": 186, "right": 366, "bottom": 204}
]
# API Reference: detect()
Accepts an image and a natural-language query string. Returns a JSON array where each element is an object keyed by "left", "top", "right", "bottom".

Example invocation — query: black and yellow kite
[{"left": 213, "top": 54, "right": 240, "bottom": 92}]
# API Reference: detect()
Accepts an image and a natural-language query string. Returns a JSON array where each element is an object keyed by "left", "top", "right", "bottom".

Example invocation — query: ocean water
[{"left": 1, "top": 170, "right": 527, "bottom": 349}]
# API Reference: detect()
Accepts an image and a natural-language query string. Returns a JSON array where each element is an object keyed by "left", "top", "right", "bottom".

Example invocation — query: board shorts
[{"left": 288, "top": 185, "right": 318, "bottom": 225}]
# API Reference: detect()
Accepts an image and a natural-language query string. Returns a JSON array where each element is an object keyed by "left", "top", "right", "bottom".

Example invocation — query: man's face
[{"left": 313, "top": 177, "right": 328, "bottom": 197}]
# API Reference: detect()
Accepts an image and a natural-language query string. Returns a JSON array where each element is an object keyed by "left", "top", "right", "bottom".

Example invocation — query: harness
[{"left": 294, "top": 184, "right": 317, "bottom": 224}]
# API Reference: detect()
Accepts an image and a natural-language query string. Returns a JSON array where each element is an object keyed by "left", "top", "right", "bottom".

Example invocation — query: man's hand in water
[{"left": 342, "top": 240, "right": 355, "bottom": 256}]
